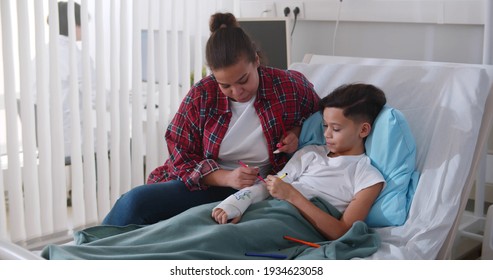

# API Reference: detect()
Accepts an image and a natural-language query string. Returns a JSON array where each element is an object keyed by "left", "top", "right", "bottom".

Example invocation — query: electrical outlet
[{"left": 275, "top": 1, "right": 305, "bottom": 20}]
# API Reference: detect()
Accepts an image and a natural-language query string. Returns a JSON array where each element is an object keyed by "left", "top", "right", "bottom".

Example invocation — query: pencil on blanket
[
  {"left": 283, "top": 235, "right": 321, "bottom": 248},
  {"left": 278, "top": 173, "right": 288, "bottom": 180},
  {"left": 238, "top": 160, "right": 266, "bottom": 183}
]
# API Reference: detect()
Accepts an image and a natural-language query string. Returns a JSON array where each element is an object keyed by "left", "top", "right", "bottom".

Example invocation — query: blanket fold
[{"left": 41, "top": 197, "right": 380, "bottom": 260}]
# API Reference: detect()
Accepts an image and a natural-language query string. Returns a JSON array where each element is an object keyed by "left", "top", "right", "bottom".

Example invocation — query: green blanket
[{"left": 41, "top": 198, "right": 380, "bottom": 260}]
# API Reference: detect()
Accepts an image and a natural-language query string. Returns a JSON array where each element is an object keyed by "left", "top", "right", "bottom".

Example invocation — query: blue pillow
[
  {"left": 298, "top": 111, "right": 325, "bottom": 149},
  {"left": 298, "top": 106, "right": 419, "bottom": 227}
]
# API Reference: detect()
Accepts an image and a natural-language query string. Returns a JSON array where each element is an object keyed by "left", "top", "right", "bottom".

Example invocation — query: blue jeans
[{"left": 102, "top": 180, "right": 237, "bottom": 226}]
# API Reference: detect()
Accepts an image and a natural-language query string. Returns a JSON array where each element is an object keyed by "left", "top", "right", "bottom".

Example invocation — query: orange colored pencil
[{"left": 283, "top": 235, "right": 321, "bottom": 248}]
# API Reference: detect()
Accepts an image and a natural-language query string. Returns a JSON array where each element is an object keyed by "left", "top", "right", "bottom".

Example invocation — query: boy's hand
[
  {"left": 212, "top": 208, "right": 241, "bottom": 224},
  {"left": 265, "top": 175, "right": 293, "bottom": 200}
]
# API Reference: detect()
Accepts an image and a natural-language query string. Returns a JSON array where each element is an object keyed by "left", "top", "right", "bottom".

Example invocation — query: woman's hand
[
  {"left": 212, "top": 208, "right": 241, "bottom": 224},
  {"left": 275, "top": 127, "right": 301, "bottom": 154},
  {"left": 201, "top": 166, "right": 261, "bottom": 190},
  {"left": 226, "top": 166, "right": 260, "bottom": 190}
]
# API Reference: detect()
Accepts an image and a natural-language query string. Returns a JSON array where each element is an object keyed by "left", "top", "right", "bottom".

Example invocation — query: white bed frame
[{"left": 1, "top": 54, "right": 493, "bottom": 259}]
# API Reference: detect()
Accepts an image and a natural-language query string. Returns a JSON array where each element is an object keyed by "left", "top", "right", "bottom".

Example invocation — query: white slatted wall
[{"left": 0, "top": 0, "right": 231, "bottom": 245}]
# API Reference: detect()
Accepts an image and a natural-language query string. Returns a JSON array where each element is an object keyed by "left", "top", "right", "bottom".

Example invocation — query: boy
[{"left": 213, "top": 83, "right": 387, "bottom": 240}]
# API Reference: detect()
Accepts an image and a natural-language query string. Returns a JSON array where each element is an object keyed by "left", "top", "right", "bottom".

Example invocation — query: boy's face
[{"left": 322, "top": 107, "right": 370, "bottom": 157}]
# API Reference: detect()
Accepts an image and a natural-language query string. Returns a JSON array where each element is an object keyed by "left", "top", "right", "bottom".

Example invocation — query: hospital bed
[
  {"left": 295, "top": 54, "right": 493, "bottom": 259},
  {"left": 1, "top": 54, "right": 493, "bottom": 259}
]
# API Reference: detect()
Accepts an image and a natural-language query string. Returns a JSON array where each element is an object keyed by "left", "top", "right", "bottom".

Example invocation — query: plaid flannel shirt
[{"left": 147, "top": 66, "right": 320, "bottom": 191}]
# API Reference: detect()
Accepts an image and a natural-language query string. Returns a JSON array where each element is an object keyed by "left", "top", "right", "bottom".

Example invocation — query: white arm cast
[{"left": 213, "top": 183, "right": 269, "bottom": 220}]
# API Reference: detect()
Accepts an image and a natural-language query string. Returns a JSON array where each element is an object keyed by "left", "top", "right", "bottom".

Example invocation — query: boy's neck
[
  {"left": 327, "top": 152, "right": 365, "bottom": 158},
  {"left": 327, "top": 144, "right": 366, "bottom": 158}
]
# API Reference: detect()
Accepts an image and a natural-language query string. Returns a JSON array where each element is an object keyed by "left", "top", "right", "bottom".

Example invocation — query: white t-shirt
[
  {"left": 215, "top": 145, "right": 385, "bottom": 218},
  {"left": 217, "top": 96, "right": 271, "bottom": 177},
  {"left": 281, "top": 145, "right": 385, "bottom": 212}
]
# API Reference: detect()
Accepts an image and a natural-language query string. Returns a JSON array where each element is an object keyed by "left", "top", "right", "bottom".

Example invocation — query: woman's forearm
[{"left": 201, "top": 169, "right": 232, "bottom": 187}]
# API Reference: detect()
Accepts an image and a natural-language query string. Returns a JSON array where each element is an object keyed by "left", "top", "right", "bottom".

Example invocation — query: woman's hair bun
[{"left": 209, "top": 12, "right": 240, "bottom": 33}]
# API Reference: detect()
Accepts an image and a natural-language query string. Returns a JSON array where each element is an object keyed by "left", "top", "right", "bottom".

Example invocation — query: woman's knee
[{"left": 102, "top": 185, "right": 155, "bottom": 225}]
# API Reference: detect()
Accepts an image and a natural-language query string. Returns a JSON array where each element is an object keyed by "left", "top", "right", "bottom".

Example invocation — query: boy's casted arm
[
  {"left": 266, "top": 176, "right": 383, "bottom": 240},
  {"left": 212, "top": 183, "right": 270, "bottom": 224}
]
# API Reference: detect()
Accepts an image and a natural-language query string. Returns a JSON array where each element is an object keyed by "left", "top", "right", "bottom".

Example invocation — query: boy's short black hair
[{"left": 319, "top": 83, "right": 386, "bottom": 125}]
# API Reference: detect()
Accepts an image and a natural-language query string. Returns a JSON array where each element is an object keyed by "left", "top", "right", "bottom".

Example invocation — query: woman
[{"left": 102, "top": 12, "right": 320, "bottom": 226}]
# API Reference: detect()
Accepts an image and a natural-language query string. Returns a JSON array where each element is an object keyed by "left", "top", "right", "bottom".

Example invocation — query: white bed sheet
[{"left": 290, "top": 58, "right": 493, "bottom": 259}]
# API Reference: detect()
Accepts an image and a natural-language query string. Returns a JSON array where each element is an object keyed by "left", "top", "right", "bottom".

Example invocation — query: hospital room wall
[
  {"left": 289, "top": 21, "right": 484, "bottom": 64},
  {"left": 289, "top": 20, "right": 493, "bottom": 203}
]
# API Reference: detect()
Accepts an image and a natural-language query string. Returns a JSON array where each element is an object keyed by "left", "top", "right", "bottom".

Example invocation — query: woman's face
[{"left": 212, "top": 56, "right": 260, "bottom": 103}]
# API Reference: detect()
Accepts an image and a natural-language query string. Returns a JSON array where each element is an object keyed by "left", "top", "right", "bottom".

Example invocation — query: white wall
[
  {"left": 239, "top": 0, "right": 487, "bottom": 64},
  {"left": 240, "top": 0, "right": 485, "bottom": 24},
  {"left": 289, "top": 20, "right": 484, "bottom": 64}
]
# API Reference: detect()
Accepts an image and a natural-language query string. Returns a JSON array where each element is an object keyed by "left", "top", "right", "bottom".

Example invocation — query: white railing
[{"left": 0, "top": 0, "right": 231, "bottom": 246}]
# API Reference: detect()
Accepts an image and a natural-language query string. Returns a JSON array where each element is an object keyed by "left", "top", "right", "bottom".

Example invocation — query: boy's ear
[{"left": 360, "top": 122, "right": 371, "bottom": 138}]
